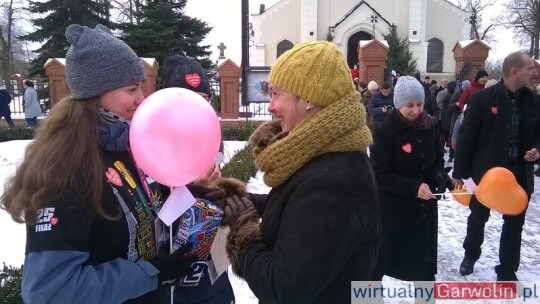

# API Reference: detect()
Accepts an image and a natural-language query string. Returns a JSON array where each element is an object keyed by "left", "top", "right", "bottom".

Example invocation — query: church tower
[{"left": 300, "top": 0, "right": 318, "bottom": 41}]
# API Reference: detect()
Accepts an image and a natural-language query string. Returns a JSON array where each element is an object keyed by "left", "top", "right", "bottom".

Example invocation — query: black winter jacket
[
  {"left": 243, "top": 152, "right": 380, "bottom": 304},
  {"left": 453, "top": 81, "right": 540, "bottom": 195},
  {"left": 370, "top": 110, "right": 444, "bottom": 281}
]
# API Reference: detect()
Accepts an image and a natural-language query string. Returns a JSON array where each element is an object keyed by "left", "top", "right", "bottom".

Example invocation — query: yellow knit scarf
[{"left": 254, "top": 91, "right": 372, "bottom": 187}]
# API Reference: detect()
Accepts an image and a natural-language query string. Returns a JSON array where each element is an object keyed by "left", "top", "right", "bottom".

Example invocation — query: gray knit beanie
[
  {"left": 65, "top": 24, "right": 146, "bottom": 99},
  {"left": 461, "top": 80, "right": 471, "bottom": 90},
  {"left": 393, "top": 76, "right": 425, "bottom": 109}
]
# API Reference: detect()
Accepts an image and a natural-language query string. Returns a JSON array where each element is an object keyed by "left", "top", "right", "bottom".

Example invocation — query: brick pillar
[
  {"left": 141, "top": 58, "right": 158, "bottom": 97},
  {"left": 217, "top": 59, "right": 241, "bottom": 119},
  {"left": 44, "top": 58, "right": 70, "bottom": 108},
  {"left": 453, "top": 40, "right": 490, "bottom": 81},
  {"left": 358, "top": 39, "right": 389, "bottom": 85}
]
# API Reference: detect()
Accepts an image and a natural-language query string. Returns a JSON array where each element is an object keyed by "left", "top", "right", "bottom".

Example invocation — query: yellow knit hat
[{"left": 269, "top": 41, "right": 356, "bottom": 107}]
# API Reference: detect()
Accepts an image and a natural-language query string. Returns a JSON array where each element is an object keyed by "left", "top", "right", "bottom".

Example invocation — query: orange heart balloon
[
  {"left": 475, "top": 167, "right": 528, "bottom": 215},
  {"left": 451, "top": 185, "right": 471, "bottom": 206}
]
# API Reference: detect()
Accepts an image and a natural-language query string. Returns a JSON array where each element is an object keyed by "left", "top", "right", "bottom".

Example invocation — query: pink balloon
[{"left": 130, "top": 88, "right": 221, "bottom": 186}]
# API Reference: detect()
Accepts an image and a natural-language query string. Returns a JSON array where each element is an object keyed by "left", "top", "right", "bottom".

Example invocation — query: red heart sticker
[
  {"left": 50, "top": 217, "right": 58, "bottom": 225},
  {"left": 185, "top": 73, "right": 201, "bottom": 89},
  {"left": 491, "top": 107, "right": 498, "bottom": 115},
  {"left": 402, "top": 143, "right": 412, "bottom": 153}
]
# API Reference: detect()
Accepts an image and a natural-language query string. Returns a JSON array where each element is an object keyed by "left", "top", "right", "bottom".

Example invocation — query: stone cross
[{"left": 218, "top": 42, "right": 226, "bottom": 59}]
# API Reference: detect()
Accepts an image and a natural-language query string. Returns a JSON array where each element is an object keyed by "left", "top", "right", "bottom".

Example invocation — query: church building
[{"left": 250, "top": 0, "right": 474, "bottom": 80}]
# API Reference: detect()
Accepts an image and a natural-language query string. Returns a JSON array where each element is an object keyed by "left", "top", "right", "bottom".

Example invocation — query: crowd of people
[
  {"left": 1, "top": 23, "right": 540, "bottom": 303},
  {"left": 359, "top": 52, "right": 540, "bottom": 285}
]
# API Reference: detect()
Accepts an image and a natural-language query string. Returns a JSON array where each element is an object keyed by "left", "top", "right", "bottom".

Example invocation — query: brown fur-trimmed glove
[
  {"left": 248, "top": 119, "right": 287, "bottom": 157},
  {"left": 223, "top": 195, "right": 262, "bottom": 277},
  {"left": 203, "top": 178, "right": 252, "bottom": 225}
]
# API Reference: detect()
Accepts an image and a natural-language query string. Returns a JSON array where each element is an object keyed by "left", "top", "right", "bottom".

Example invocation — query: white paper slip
[
  {"left": 210, "top": 226, "right": 231, "bottom": 278},
  {"left": 215, "top": 152, "right": 224, "bottom": 165},
  {"left": 158, "top": 186, "right": 196, "bottom": 226},
  {"left": 462, "top": 178, "right": 478, "bottom": 194}
]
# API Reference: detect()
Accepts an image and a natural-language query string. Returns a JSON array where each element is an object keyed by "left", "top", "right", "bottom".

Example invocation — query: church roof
[{"left": 332, "top": 1, "right": 392, "bottom": 29}]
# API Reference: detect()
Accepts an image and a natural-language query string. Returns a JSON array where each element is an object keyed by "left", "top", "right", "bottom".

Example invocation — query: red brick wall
[
  {"left": 454, "top": 41, "right": 490, "bottom": 80},
  {"left": 358, "top": 41, "right": 388, "bottom": 85},
  {"left": 218, "top": 60, "right": 241, "bottom": 120}
]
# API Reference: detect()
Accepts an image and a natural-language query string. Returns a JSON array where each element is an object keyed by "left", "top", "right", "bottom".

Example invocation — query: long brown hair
[{"left": 1, "top": 96, "right": 115, "bottom": 224}]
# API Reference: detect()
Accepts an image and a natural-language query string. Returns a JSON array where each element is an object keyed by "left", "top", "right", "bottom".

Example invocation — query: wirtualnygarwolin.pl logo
[{"left": 351, "top": 281, "right": 540, "bottom": 303}]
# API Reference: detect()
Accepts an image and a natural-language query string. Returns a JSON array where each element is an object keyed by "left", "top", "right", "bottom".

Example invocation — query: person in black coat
[
  {"left": 370, "top": 75, "right": 447, "bottom": 282},
  {"left": 0, "top": 85, "right": 14, "bottom": 126},
  {"left": 424, "top": 90, "right": 440, "bottom": 120},
  {"left": 160, "top": 55, "right": 234, "bottom": 304},
  {"left": 440, "top": 81, "right": 457, "bottom": 147},
  {"left": 452, "top": 51, "right": 540, "bottom": 281},
  {"left": 207, "top": 41, "right": 379, "bottom": 303}
]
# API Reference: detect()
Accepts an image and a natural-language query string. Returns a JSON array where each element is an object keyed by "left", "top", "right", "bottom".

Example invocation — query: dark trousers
[
  {"left": 25, "top": 116, "right": 38, "bottom": 127},
  {"left": 463, "top": 194, "right": 528, "bottom": 275},
  {"left": 1, "top": 114, "right": 13, "bottom": 126}
]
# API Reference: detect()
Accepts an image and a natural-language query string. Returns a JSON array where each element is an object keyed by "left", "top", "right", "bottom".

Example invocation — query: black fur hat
[
  {"left": 162, "top": 55, "right": 211, "bottom": 96},
  {"left": 474, "top": 69, "right": 488, "bottom": 81}
]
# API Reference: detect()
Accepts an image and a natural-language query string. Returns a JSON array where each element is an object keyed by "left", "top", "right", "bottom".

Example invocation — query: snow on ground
[{"left": 1, "top": 140, "right": 540, "bottom": 303}]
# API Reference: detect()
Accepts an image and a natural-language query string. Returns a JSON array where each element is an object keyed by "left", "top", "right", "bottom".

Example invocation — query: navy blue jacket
[
  {"left": 367, "top": 92, "right": 394, "bottom": 127},
  {"left": 23, "top": 151, "right": 162, "bottom": 303},
  {"left": 0, "top": 89, "right": 11, "bottom": 116}
]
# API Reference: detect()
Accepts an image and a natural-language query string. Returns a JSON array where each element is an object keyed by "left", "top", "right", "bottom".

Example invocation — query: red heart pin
[
  {"left": 491, "top": 107, "right": 497, "bottom": 115},
  {"left": 50, "top": 217, "right": 58, "bottom": 225},
  {"left": 185, "top": 73, "right": 201, "bottom": 89},
  {"left": 402, "top": 143, "right": 412, "bottom": 153}
]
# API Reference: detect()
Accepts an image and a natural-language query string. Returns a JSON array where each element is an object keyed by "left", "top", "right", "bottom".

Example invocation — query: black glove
[
  {"left": 435, "top": 172, "right": 453, "bottom": 192},
  {"left": 148, "top": 242, "right": 197, "bottom": 284}
]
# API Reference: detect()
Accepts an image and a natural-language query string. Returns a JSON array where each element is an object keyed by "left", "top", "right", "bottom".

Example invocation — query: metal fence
[{"left": 2, "top": 77, "right": 271, "bottom": 119}]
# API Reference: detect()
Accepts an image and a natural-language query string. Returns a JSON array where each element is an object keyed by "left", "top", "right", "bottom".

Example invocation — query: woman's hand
[
  {"left": 193, "top": 164, "right": 221, "bottom": 187},
  {"left": 524, "top": 148, "right": 540, "bottom": 162},
  {"left": 417, "top": 183, "right": 436, "bottom": 200},
  {"left": 452, "top": 178, "right": 464, "bottom": 189}
]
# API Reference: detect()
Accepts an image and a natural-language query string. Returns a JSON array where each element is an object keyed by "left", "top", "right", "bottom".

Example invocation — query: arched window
[
  {"left": 277, "top": 40, "right": 294, "bottom": 58},
  {"left": 427, "top": 38, "right": 444, "bottom": 73}
]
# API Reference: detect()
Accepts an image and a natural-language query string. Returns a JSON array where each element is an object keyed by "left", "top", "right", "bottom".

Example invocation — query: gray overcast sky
[{"left": 184, "top": 0, "right": 519, "bottom": 65}]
